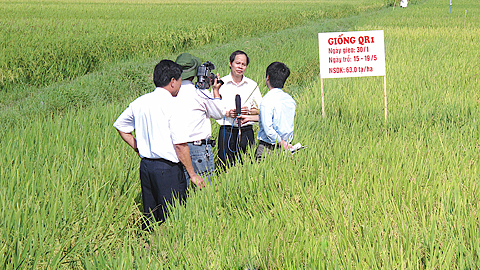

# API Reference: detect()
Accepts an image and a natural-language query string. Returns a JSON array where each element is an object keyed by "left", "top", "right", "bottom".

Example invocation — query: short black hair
[
  {"left": 266, "top": 62, "right": 290, "bottom": 89},
  {"left": 153, "top": 60, "right": 183, "bottom": 87},
  {"left": 229, "top": 50, "right": 250, "bottom": 66}
]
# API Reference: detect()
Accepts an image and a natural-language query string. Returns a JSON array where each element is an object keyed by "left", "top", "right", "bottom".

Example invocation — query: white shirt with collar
[
  {"left": 214, "top": 73, "right": 262, "bottom": 127},
  {"left": 172, "top": 80, "right": 226, "bottom": 142},
  {"left": 113, "top": 87, "right": 188, "bottom": 162}
]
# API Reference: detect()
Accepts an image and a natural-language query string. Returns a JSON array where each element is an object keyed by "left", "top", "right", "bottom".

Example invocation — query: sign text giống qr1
[{"left": 318, "top": 31, "right": 385, "bottom": 79}]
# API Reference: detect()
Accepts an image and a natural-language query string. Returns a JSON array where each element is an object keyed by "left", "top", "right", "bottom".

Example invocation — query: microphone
[
  {"left": 235, "top": 94, "right": 241, "bottom": 125},
  {"left": 235, "top": 94, "right": 242, "bottom": 139}
]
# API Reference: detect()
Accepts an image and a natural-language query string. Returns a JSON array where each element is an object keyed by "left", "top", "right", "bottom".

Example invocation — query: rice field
[
  {"left": 1, "top": 0, "right": 479, "bottom": 268},
  {"left": 0, "top": 0, "right": 386, "bottom": 90}
]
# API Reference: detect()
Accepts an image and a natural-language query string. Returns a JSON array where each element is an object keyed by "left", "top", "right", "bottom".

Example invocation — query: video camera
[{"left": 195, "top": 61, "right": 223, "bottom": 89}]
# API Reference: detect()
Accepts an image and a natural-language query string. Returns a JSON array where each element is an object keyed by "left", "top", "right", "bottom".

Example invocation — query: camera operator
[
  {"left": 215, "top": 50, "right": 263, "bottom": 168},
  {"left": 113, "top": 60, "right": 201, "bottom": 230},
  {"left": 174, "top": 53, "right": 226, "bottom": 186}
]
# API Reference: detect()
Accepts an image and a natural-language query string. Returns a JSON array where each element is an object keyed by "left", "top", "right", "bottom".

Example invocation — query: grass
[
  {"left": 1, "top": 0, "right": 480, "bottom": 268},
  {"left": 0, "top": 0, "right": 387, "bottom": 91},
  {"left": 0, "top": 0, "right": 390, "bottom": 132}
]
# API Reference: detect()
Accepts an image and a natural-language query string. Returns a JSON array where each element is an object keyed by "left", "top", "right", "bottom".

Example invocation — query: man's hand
[
  {"left": 227, "top": 108, "right": 237, "bottom": 118},
  {"left": 189, "top": 174, "right": 205, "bottom": 189},
  {"left": 174, "top": 143, "right": 205, "bottom": 189},
  {"left": 227, "top": 106, "right": 250, "bottom": 118},
  {"left": 249, "top": 107, "right": 259, "bottom": 115},
  {"left": 280, "top": 140, "right": 293, "bottom": 151},
  {"left": 237, "top": 114, "right": 258, "bottom": 125},
  {"left": 212, "top": 73, "right": 223, "bottom": 99}
]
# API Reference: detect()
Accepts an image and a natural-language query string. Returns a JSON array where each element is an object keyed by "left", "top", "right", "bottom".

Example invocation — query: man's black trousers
[
  {"left": 139, "top": 158, "right": 187, "bottom": 230},
  {"left": 217, "top": 125, "right": 255, "bottom": 168}
]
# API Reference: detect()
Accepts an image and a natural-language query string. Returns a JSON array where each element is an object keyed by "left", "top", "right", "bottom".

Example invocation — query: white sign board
[{"left": 318, "top": 30, "right": 385, "bottom": 79}]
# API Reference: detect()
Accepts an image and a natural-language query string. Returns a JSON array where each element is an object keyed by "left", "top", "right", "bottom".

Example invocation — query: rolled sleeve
[
  {"left": 205, "top": 99, "right": 226, "bottom": 120},
  {"left": 113, "top": 106, "right": 135, "bottom": 133}
]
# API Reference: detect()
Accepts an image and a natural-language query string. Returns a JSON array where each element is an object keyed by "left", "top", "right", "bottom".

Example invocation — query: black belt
[
  {"left": 189, "top": 138, "right": 216, "bottom": 147},
  {"left": 221, "top": 125, "right": 253, "bottom": 131},
  {"left": 142, "top": 157, "right": 178, "bottom": 166},
  {"left": 259, "top": 140, "right": 279, "bottom": 150}
]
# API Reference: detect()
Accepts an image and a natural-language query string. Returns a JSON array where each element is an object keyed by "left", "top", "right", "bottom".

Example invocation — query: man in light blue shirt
[{"left": 239, "top": 62, "right": 296, "bottom": 160}]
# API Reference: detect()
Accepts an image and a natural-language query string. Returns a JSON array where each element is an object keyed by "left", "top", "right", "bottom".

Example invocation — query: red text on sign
[{"left": 327, "top": 34, "right": 375, "bottom": 46}]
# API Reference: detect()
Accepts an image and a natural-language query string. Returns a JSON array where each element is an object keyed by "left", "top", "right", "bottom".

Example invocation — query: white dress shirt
[
  {"left": 214, "top": 73, "right": 262, "bottom": 127},
  {"left": 173, "top": 80, "right": 226, "bottom": 142},
  {"left": 257, "top": 88, "right": 296, "bottom": 144},
  {"left": 113, "top": 87, "right": 189, "bottom": 162}
]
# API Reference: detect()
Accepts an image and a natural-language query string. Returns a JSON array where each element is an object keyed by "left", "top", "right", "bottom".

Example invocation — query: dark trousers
[
  {"left": 217, "top": 125, "right": 255, "bottom": 168},
  {"left": 139, "top": 158, "right": 187, "bottom": 230},
  {"left": 255, "top": 140, "right": 280, "bottom": 161}
]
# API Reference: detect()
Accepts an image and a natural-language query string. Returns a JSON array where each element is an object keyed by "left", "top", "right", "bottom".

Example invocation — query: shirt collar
[
  {"left": 268, "top": 88, "right": 283, "bottom": 94},
  {"left": 224, "top": 73, "right": 247, "bottom": 86},
  {"left": 154, "top": 87, "right": 172, "bottom": 96},
  {"left": 181, "top": 80, "right": 194, "bottom": 86}
]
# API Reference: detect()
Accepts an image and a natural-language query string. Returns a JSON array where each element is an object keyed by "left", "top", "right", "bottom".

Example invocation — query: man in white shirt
[
  {"left": 113, "top": 60, "right": 204, "bottom": 230},
  {"left": 215, "top": 50, "right": 262, "bottom": 169},
  {"left": 174, "top": 53, "right": 225, "bottom": 186},
  {"left": 239, "top": 62, "right": 296, "bottom": 161}
]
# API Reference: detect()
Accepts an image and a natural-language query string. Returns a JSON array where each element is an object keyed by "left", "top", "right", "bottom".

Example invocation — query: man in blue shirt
[{"left": 239, "top": 62, "right": 296, "bottom": 160}]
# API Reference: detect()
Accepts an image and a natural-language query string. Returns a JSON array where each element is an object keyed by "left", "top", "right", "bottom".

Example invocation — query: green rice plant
[
  {"left": 0, "top": 0, "right": 387, "bottom": 92},
  {"left": 0, "top": 104, "right": 148, "bottom": 268}
]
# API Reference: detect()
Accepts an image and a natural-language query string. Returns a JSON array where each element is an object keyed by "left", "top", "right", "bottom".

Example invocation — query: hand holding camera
[{"left": 195, "top": 61, "right": 224, "bottom": 89}]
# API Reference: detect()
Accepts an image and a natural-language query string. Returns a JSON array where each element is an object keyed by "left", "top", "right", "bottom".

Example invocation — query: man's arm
[
  {"left": 205, "top": 74, "right": 229, "bottom": 120},
  {"left": 174, "top": 143, "right": 205, "bottom": 189},
  {"left": 212, "top": 74, "right": 222, "bottom": 99},
  {"left": 116, "top": 129, "right": 139, "bottom": 154}
]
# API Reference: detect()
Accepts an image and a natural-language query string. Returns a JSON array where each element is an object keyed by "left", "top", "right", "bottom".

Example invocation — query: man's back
[
  {"left": 174, "top": 80, "right": 224, "bottom": 141},
  {"left": 114, "top": 87, "right": 178, "bottom": 161},
  {"left": 257, "top": 88, "right": 296, "bottom": 144}
]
